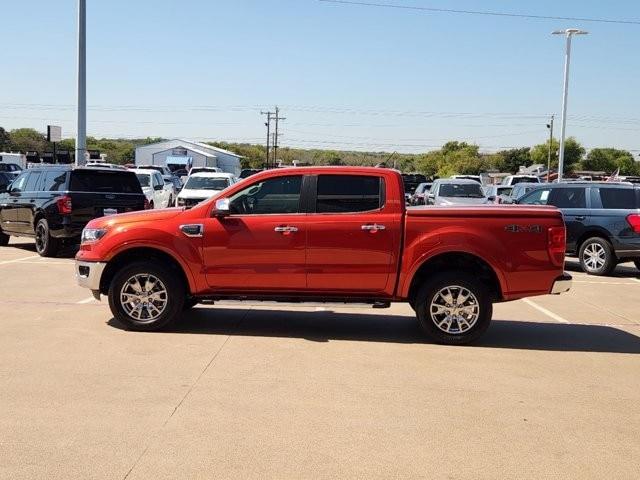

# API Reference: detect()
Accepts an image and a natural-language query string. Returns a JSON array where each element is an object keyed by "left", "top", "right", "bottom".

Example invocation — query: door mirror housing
[
  {"left": 0, "top": 184, "right": 7, "bottom": 194},
  {"left": 212, "top": 198, "right": 230, "bottom": 216},
  {"left": 154, "top": 184, "right": 163, "bottom": 191},
  {"left": 487, "top": 195, "right": 496, "bottom": 202}
]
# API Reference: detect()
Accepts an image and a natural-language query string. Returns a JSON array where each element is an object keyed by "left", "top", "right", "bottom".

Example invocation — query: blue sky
[{"left": 2, "top": 0, "right": 640, "bottom": 154}]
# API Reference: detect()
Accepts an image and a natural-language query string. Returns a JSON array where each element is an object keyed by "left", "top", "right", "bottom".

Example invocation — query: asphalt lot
[{"left": 1, "top": 237, "right": 639, "bottom": 479}]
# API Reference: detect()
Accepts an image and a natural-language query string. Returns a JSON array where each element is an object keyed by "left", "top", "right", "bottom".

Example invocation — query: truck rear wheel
[
  {"left": 0, "top": 230, "right": 8, "bottom": 246},
  {"left": 35, "top": 218, "right": 59, "bottom": 257},
  {"left": 414, "top": 272, "right": 492, "bottom": 345},
  {"left": 108, "top": 261, "right": 184, "bottom": 331}
]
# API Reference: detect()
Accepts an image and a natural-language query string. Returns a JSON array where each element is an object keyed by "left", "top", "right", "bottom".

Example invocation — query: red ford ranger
[{"left": 75, "top": 167, "right": 571, "bottom": 344}]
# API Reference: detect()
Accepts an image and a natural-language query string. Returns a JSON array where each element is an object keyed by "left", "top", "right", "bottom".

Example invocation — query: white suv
[
  {"left": 131, "top": 168, "right": 173, "bottom": 209},
  {"left": 176, "top": 172, "right": 237, "bottom": 208}
]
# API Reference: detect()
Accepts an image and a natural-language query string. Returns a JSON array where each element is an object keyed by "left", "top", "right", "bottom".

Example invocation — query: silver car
[{"left": 427, "top": 179, "right": 491, "bottom": 206}]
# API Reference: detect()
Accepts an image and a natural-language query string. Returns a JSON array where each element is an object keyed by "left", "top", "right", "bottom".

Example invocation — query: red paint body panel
[{"left": 76, "top": 167, "right": 566, "bottom": 301}]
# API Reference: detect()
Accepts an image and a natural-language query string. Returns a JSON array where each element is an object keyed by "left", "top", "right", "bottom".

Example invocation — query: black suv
[
  {"left": 517, "top": 182, "right": 640, "bottom": 275},
  {"left": 0, "top": 166, "right": 146, "bottom": 256}
]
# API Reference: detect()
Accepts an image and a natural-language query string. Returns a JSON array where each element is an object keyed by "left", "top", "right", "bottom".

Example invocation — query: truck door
[
  {"left": 0, "top": 172, "right": 28, "bottom": 232},
  {"left": 202, "top": 174, "right": 308, "bottom": 291},
  {"left": 549, "top": 186, "right": 589, "bottom": 252},
  {"left": 15, "top": 171, "right": 42, "bottom": 234},
  {"left": 305, "top": 173, "right": 400, "bottom": 294}
]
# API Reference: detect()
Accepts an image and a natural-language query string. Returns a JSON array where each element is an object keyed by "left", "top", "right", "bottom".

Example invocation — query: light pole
[
  {"left": 552, "top": 28, "right": 588, "bottom": 182},
  {"left": 546, "top": 114, "right": 554, "bottom": 183},
  {"left": 76, "top": 0, "right": 87, "bottom": 166}
]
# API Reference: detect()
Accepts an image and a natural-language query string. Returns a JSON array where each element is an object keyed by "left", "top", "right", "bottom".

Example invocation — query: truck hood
[
  {"left": 177, "top": 189, "right": 221, "bottom": 200},
  {"left": 407, "top": 205, "right": 562, "bottom": 218},
  {"left": 86, "top": 208, "right": 184, "bottom": 229}
]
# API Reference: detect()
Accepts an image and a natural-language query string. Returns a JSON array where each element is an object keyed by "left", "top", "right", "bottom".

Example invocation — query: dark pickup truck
[{"left": 0, "top": 166, "right": 146, "bottom": 256}]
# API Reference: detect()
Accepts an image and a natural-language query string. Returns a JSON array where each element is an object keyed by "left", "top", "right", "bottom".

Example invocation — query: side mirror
[
  {"left": 487, "top": 195, "right": 496, "bottom": 202},
  {"left": 154, "top": 184, "right": 163, "bottom": 191},
  {"left": 212, "top": 198, "right": 230, "bottom": 216},
  {"left": 0, "top": 184, "right": 7, "bottom": 194}
]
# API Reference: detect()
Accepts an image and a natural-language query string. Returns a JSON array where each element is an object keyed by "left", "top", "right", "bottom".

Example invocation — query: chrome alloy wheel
[
  {"left": 35, "top": 223, "right": 47, "bottom": 253},
  {"left": 429, "top": 285, "right": 480, "bottom": 335},
  {"left": 119, "top": 273, "right": 168, "bottom": 323},
  {"left": 582, "top": 243, "right": 606, "bottom": 271}
]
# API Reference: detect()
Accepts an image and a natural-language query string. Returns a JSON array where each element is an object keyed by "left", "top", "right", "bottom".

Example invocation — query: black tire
[
  {"left": 578, "top": 237, "right": 616, "bottom": 276},
  {"left": 183, "top": 297, "right": 199, "bottom": 310},
  {"left": 0, "top": 230, "right": 8, "bottom": 246},
  {"left": 108, "top": 261, "right": 185, "bottom": 331},
  {"left": 34, "top": 218, "right": 59, "bottom": 257},
  {"left": 414, "top": 272, "right": 493, "bottom": 345},
  {"left": 634, "top": 259, "right": 640, "bottom": 272}
]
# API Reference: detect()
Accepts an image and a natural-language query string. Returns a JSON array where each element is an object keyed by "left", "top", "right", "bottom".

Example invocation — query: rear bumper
[
  {"left": 76, "top": 260, "right": 107, "bottom": 292},
  {"left": 550, "top": 273, "right": 572, "bottom": 295}
]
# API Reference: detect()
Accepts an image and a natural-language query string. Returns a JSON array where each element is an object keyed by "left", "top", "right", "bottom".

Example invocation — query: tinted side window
[
  {"left": 24, "top": 172, "right": 42, "bottom": 192},
  {"left": 599, "top": 188, "right": 637, "bottom": 209},
  {"left": 519, "top": 188, "right": 551, "bottom": 205},
  {"left": 228, "top": 175, "right": 302, "bottom": 214},
  {"left": 316, "top": 175, "right": 382, "bottom": 213},
  {"left": 42, "top": 171, "right": 68, "bottom": 191},
  {"left": 551, "top": 188, "right": 586, "bottom": 208}
]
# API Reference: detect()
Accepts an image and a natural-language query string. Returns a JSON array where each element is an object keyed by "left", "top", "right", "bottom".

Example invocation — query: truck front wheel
[
  {"left": 415, "top": 272, "right": 492, "bottom": 345},
  {"left": 108, "top": 261, "right": 185, "bottom": 331}
]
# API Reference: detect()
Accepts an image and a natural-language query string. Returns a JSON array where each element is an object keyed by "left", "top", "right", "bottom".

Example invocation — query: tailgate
[{"left": 70, "top": 192, "right": 145, "bottom": 222}]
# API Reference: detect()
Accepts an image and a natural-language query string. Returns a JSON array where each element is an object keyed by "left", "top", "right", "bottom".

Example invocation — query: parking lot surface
[{"left": 1, "top": 238, "right": 639, "bottom": 479}]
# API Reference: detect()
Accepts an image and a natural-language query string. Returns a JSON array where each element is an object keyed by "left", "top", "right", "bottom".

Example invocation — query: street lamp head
[{"left": 552, "top": 28, "right": 589, "bottom": 36}]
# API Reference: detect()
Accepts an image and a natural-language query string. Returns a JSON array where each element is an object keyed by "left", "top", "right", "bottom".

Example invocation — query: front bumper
[
  {"left": 76, "top": 260, "right": 107, "bottom": 292},
  {"left": 550, "top": 273, "right": 572, "bottom": 294}
]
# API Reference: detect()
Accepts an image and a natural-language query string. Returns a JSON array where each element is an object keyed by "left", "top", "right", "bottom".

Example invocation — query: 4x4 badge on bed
[{"left": 505, "top": 224, "right": 542, "bottom": 233}]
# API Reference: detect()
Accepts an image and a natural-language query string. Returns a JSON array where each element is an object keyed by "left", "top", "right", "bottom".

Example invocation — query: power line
[{"left": 318, "top": 0, "right": 640, "bottom": 26}]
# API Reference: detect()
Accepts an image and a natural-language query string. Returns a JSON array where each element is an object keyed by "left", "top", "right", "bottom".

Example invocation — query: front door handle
[
  {"left": 274, "top": 226, "right": 298, "bottom": 234},
  {"left": 361, "top": 224, "right": 386, "bottom": 232},
  {"left": 574, "top": 216, "right": 586, "bottom": 221}
]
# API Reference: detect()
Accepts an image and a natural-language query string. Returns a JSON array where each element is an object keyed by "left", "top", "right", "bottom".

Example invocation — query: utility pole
[
  {"left": 552, "top": 28, "right": 588, "bottom": 182},
  {"left": 76, "top": 0, "right": 87, "bottom": 166},
  {"left": 546, "top": 114, "right": 554, "bottom": 183},
  {"left": 272, "top": 106, "right": 286, "bottom": 167},
  {"left": 260, "top": 110, "right": 273, "bottom": 168}
]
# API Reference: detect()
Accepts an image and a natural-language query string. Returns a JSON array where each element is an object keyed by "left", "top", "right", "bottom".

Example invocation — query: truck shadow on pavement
[{"left": 109, "top": 309, "right": 640, "bottom": 354}]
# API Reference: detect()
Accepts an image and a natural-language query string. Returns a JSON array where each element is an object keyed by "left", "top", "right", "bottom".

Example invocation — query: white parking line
[
  {"left": 522, "top": 298, "right": 570, "bottom": 324},
  {"left": 632, "top": 278, "right": 640, "bottom": 284},
  {"left": 573, "top": 280, "right": 638, "bottom": 285},
  {"left": 0, "top": 255, "right": 40, "bottom": 266},
  {"left": 76, "top": 297, "right": 97, "bottom": 304}
]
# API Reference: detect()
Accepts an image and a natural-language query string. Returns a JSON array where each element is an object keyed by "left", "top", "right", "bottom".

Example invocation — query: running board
[{"left": 197, "top": 297, "right": 392, "bottom": 309}]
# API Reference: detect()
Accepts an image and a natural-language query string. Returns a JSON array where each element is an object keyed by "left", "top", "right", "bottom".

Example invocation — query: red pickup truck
[{"left": 76, "top": 167, "right": 571, "bottom": 344}]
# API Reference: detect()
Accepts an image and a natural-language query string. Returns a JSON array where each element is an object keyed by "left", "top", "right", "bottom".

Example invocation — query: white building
[{"left": 135, "top": 139, "right": 242, "bottom": 176}]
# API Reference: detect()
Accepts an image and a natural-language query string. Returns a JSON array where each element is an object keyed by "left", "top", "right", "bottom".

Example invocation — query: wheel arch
[
  {"left": 99, "top": 246, "right": 194, "bottom": 296},
  {"left": 406, "top": 251, "right": 504, "bottom": 306},
  {"left": 575, "top": 229, "right": 614, "bottom": 255}
]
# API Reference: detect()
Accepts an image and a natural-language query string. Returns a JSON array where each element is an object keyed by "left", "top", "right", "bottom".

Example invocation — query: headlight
[{"left": 81, "top": 228, "right": 108, "bottom": 243}]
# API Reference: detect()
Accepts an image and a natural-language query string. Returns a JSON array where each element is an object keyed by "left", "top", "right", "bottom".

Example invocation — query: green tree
[
  {"left": 530, "top": 137, "right": 584, "bottom": 172},
  {"left": 9, "top": 128, "right": 47, "bottom": 153},
  {"left": 415, "top": 151, "right": 443, "bottom": 177},
  {"left": 582, "top": 148, "right": 633, "bottom": 173},
  {"left": 494, "top": 147, "right": 531, "bottom": 173},
  {"left": 0, "top": 127, "right": 11, "bottom": 151}
]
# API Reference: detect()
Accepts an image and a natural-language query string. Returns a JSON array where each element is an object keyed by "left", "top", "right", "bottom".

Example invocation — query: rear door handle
[
  {"left": 361, "top": 224, "right": 386, "bottom": 232},
  {"left": 274, "top": 226, "right": 298, "bottom": 234}
]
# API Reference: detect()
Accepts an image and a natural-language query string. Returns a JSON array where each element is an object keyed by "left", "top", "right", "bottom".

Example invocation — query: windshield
[
  {"left": 511, "top": 177, "right": 538, "bottom": 185},
  {"left": 185, "top": 176, "right": 230, "bottom": 191},
  {"left": 439, "top": 183, "right": 485, "bottom": 198},
  {"left": 135, "top": 173, "right": 151, "bottom": 187}
]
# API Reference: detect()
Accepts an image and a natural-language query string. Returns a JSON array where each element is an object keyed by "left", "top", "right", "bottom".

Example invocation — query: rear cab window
[
  {"left": 315, "top": 175, "right": 383, "bottom": 213},
  {"left": 70, "top": 170, "right": 143, "bottom": 194}
]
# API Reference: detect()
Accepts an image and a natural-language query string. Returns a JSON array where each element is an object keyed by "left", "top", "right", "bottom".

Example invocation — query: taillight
[
  {"left": 56, "top": 195, "right": 72, "bottom": 214},
  {"left": 627, "top": 214, "right": 640, "bottom": 233},
  {"left": 547, "top": 226, "right": 566, "bottom": 267},
  {"left": 144, "top": 197, "right": 151, "bottom": 210}
]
